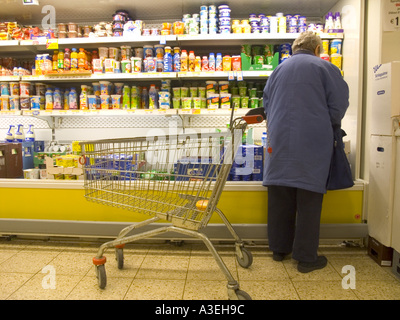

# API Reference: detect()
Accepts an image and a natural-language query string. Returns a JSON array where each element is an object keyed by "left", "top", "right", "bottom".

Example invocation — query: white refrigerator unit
[{"left": 368, "top": 61, "right": 400, "bottom": 252}]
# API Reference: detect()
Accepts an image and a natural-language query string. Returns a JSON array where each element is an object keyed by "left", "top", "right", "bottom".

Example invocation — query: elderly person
[{"left": 263, "top": 31, "right": 349, "bottom": 273}]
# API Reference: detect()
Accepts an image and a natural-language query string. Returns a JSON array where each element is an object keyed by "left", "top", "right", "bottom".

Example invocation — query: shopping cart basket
[{"left": 79, "top": 108, "right": 265, "bottom": 300}]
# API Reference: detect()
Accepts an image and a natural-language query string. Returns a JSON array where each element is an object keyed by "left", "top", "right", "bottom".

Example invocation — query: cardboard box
[
  {"left": 367, "top": 236, "right": 393, "bottom": 267},
  {"left": 0, "top": 143, "right": 23, "bottom": 178}
]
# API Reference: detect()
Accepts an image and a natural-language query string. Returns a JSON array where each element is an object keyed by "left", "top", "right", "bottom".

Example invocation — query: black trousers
[{"left": 267, "top": 185, "right": 324, "bottom": 263}]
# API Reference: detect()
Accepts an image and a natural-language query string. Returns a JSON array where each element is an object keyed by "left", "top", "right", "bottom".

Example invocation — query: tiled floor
[{"left": 1, "top": 238, "right": 399, "bottom": 300}]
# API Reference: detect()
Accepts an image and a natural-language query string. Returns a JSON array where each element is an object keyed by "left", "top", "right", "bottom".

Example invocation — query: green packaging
[{"left": 241, "top": 96, "right": 249, "bottom": 108}]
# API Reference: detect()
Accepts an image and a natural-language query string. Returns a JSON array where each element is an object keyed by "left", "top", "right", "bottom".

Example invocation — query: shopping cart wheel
[
  {"left": 235, "top": 289, "right": 252, "bottom": 300},
  {"left": 95, "top": 265, "right": 107, "bottom": 289},
  {"left": 115, "top": 248, "right": 124, "bottom": 269},
  {"left": 236, "top": 247, "right": 253, "bottom": 268}
]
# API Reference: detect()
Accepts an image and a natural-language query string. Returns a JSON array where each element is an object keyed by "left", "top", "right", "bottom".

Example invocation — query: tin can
[{"left": 330, "top": 39, "right": 342, "bottom": 55}]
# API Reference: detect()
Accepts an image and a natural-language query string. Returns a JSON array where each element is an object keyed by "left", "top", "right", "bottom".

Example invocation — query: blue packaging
[{"left": 174, "top": 157, "right": 216, "bottom": 181}]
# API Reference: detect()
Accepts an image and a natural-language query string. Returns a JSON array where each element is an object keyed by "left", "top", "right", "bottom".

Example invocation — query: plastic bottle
[
  {"left": 64, "top": 48, "right": 71, "bottom": 71},
  {"left": 15, "top": 124, "right": 24, "bottom": 142},
  {"left": 58, "top": 50, "right": 64, "bottom": 70},
  {"left": 163, "top": 46, "right": 173, "bottom": 72},
  {"left": 78, "top": 48, "right": 86, "bottom": 71},
  {"left": 148, "top": 84, "right": 158, "bottom": 109},
  {"left": 195, "top": 56, "right": 201, "bottom": 72},
  {"left": 64, "top": 89, "right": 70, "bottom": 110},
  {"left": 261, "top": 132, "right": 267, "bottom": 149},
  {"left": 53, "top": 88, "right": 62, "bottom": 109},
  {"left": 69, "top": 87, "right": 78, "bottom": 109},
  {"left": 173, "top": 47, "right": 181, "bottom": 72},
  {"left": 25, "top": 124, "right": 35, "bottom": 142},
  {"left": 201, "top": 56, "right": 209, "bottom": 71},
  {"left": 216, "top": 53, "right": 223, "bottom": 71},
  {"left": 180, "top": 50, "right": 188, "bottom": 72},
  {"left": 45, "top": 88, "right": 53, "bottom": 110},
  {"left": 5, "top": 125, "right": 15, "bottom": 142},
  {"left": 71, "top": 48, "right": 78, "bottom": 71},
  {"left": 52, "top": 50, "right": 58, "bottom": 71},
  {"left": 188, "top": 51, "right": 196, "bottom": 72},
  {"left": 208, "top": 53, "right": 215, "bottom": 71},
  {"left": 325, "top": 12, "right": 334, "bottom": 32},
  {"left": 141, "top": 87, "right": 149, "bottom": 109},
  {"left": 334, "top": 12, "right": 342, "bottom": 29}
]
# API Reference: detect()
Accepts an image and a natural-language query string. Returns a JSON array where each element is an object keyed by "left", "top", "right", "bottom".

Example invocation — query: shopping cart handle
[
  {"left": 245, "top": 107, "right": 266, "bottom": 120},
  {"left": 242, "top": 114, "right": 264, "bottom": 124}
]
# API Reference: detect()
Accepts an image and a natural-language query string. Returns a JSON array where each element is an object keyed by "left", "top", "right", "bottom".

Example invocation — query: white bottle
[
  {"left": 25, "top": 124, "right": 35, "bottom": 142},
  {"left": 325, "top": 12, "right": 334, "bottom": 32},
  {"left": 209, "top": 53, "right": 215, "bottom": 71},
  {"left": 15, "top": 124, "right": 25, "bottom": 142},
  {"left": 5, "top": 125, "right": 15, "bottom": 142},
  {"left": 334, "top": 12, "right": 342, "bottom": 29},
  {"left": 216, "top": 53, "right": 223, "bottom": 71}
]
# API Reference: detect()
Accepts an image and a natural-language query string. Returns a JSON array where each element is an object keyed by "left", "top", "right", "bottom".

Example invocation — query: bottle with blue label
[
  {"left": 15, "top": 124, "right": 25, "bottom": 142},
  {"left": 5, "top": 125, "right": 15, "bottom": 142},
  {"left": 209, "top": 53, "right": 216, "bottom": 71},
  {"left": 216, "top": 53, "right": 223, "bottom": 71},
  {"left": 163, "top": 46, "right": 173, "bottom": 72},
  {"left": 69, "top": 87, "right": 78, "bottom": 109},
  {"left": 25, "top": 124, "right": 35, "bottom": 142},
  {"left": 173, "top": 47, "right": 181, "bottom": 72},
  {"left": 53, "top": 88, "right": 62, "bottom": 109}
]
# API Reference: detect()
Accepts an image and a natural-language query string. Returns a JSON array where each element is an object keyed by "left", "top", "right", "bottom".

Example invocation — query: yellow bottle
[
  {"left": 78, "top": 48, "right": 86, "bottom": 71},
  {"left": 57, "top": 50, "right": 64, "bottom": 70},
  {"left": 71, "top": 48, "right": 78, "bottom": 71}
]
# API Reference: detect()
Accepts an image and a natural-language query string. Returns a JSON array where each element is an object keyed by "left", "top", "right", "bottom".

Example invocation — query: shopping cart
[{"left": 79, "top": 108, "right": 265, "bottom": 300}]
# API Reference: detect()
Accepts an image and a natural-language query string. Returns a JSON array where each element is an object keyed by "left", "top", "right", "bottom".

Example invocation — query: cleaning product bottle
[
  {"left": 334, "top": 12, "right": 342, "bottom": 29},
  {"left": 216, "top": 53, "right": 223, "bottom": 71},
  {"left": 78, "top": 48, "right": 86, "bottom": 71},
  {"left": 71, "top": 48, "right": 78, "bottom": 71},
  {"left": 64, "top": 48, "right": 71, "bottom": 71},
  {"left": 163, "top": 46, "right": 173, "bottom": 72},
  {"left": 148, "top": 84, "right": 158, "bottom": 109},
  {"left": 188, "top": 51, "right": 196, "bottom": 72},
  {"left": 58, "top": 49, "right": 64, "bottom": 70},
  {"left": 209, "top": 53, "right": 215, "bottom": 71},
  {"left": 25, "top": 125, "right": 35, "bottom": 142},
  {"left": 5, "top": 125, "right": 15, "bottom": 142},
  {"left": 15, "top": 124, "right": 25, "bottom": 142},
  {"left": 173, "top": 47, "right": 181, "bottom": 72},
  {"left": 180, "top": 50, "right": 188, "bottom": 72},
  {"left": 52, "top": 50, "right": 59, "bottom": 71}
]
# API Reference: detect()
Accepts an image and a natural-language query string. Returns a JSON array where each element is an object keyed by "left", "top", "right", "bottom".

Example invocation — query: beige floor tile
[
  {"left": 187, "top": 255, "right": 238, "bottom": 281},
  {"left": 0, "top": 250, "right": 61, "bottom": 274},
  {"left": 352, "top": 280, "right": 400, "bottom": 300},
  {"left": 239, "top": 280, "right": 300, "bottom": 300},
  {"left": 135, "top": 255, "right": 189, "bottom": 280},
  {"left": 124, "top": 279, "right": 185, "bottom": 300},
  {"left": 0, "top": 273, "right": 33, "bottom": 299},
  {"left": 238, "top": 257, "right": 290, "bottom": 281},
  {"left": 183, "top": 280, "right": 229, "bottom": 300},
  {"left": 0, "top": 249, "right": 20, "bottom": 264},
  {"left": 65, "top": 275, "right": 132, "bottom": 300},
  {"left": 329, "top": 256, "right": 397, "bottom": 281},
  {"left": 102, "top": 252, "right": 146, "bottom": 278},
  {"left": 283, "top": 259, "right": 343, "bottom": 281},
  {"left": 44, "top": 251, "right": 93, "bottom": 276},
  {"left": 7, "top": 273, "right": 83, "bottom": 300},
  {"left": 292, "top": 280, "right": 359, "bottom": 300}
]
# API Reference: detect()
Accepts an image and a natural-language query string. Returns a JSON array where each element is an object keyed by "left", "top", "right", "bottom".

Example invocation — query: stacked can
[
  {"left": 218, "top": 5, "right": 231, "bottom": 34},
  {"left": 208, "top": 5, "right": 218, "bottom": 34},
  {"left": 183, "top": 14, "right": 199, "bottom": 35},
  {"left": 260, "top": 15, "right": 270, "bottom": 33},
  {"left": 200, "top": 5, "right": 208, "bottom": 34}
]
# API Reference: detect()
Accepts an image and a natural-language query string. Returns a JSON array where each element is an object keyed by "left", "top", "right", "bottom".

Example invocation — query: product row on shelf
[
  {"left": 0, "top": 36, "right": 343, "bottom": 79},
  {"left": 0, "top": 5, "right": 343, "bottom": 41},
  {"left": 0, "top": 79, "right": 265, "bottom": 112}
]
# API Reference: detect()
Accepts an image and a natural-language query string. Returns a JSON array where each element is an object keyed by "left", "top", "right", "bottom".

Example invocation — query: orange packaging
[
  {"left": 173, "top": 21, "right": 184, "bottom": 35},
  {"left": 231, "top": 55, "right": 241, "bottom": 71},
  {"left": 222, "top": 55, "right": 231, "bottom": 71}
]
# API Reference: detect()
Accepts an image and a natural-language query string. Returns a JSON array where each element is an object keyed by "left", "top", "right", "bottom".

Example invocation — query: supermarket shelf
[
  {"left": 0, "top": 76, "right": 20, "bottom": 81},
  {"left": 15, "top": 108, "right": 252, "bottom": 117}
]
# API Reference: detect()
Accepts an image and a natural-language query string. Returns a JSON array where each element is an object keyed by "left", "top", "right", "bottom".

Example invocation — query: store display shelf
[
  {"left": 178, "top": 108, "right": 250, "bottom": 116},
  {"left": 0, "top": 76, "right": 20, "bottom": 81},
  {"left": 20, "top": 109, "right": 179, "bottom": 117},
  {"left": 0, "top": 110, "right": 22, "bottom": 116}
]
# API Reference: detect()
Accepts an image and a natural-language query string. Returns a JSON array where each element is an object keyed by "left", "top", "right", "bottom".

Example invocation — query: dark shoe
[
  {"left": 297, "top": 256, "right": 327, "bottom": 273},
  {"left": 273, "top": 252, "right": 289, "bottom": 261}
]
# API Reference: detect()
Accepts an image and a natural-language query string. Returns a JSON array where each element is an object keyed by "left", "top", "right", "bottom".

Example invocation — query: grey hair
[{"left": 292, "top": 31, "right": 323, "bottom": 55}]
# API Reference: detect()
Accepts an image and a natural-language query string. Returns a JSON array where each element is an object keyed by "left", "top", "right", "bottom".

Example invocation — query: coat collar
[{"left": 292, "top": 49, "right": 316, "bottom": 57}]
